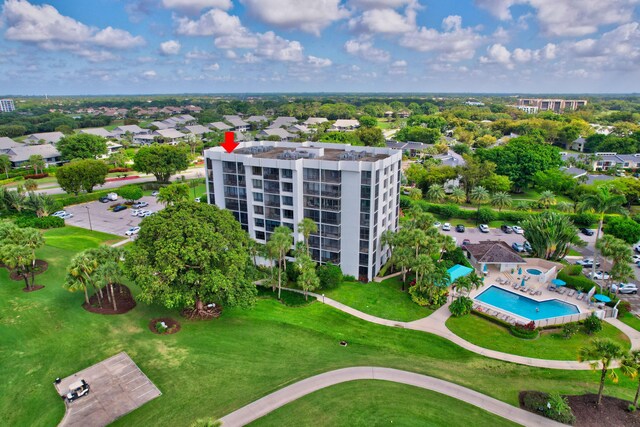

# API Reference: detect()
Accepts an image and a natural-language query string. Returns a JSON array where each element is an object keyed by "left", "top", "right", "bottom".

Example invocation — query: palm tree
[
  {"left": 538, "top": 190, "right": 557, "bottom": 209},
  {"left": 490, "top": 191, "right": 512, "bottom": 211},
  {"left": 449, "top": 187, "right": 466, "bottom": 204},
  {"left": 470, "top": 186, "right": 490, "bottom": 223},
  {"left": 0, "top": 154, "right": 11, "bottom": 179},
  {"left": 20, "top": 227, "right": 44, "bottom": 287},
  {"left": 64, "top": 252, "right": 101, "bottom": 306},
  {"left": 621, "top": 350, "right": 640, "bottom": 408},
  {"left": 297, "top": 218, "right": 317, "bottom": 255},
  {"left": 556, "top": 201, "right": 573, "bottom": 213},
  {"left": 413, "top": 253, "right": 434, "bottom": 286},
  {"left": 521, "top": 211, "right": 585, "bottom": 261},
  {"left": 296, "top": 250, "right": 319, "bottom": 301},
  {"left": 24, "top": 193, "right": 59, "bottom": 218},
  {"left": 26, "top": 155, "right": 45, "bottom": 175},
  {"left": 426, "top": 184, "right": 446, "bottom": 203},
  {"left": 266, "top": 226, "right": 292, "bottom": 299},
  {"left": 408, "top": 187, "right": 422, "bottom": 200},
  {"left": 597, "top": 235, "right": 633, "bottom": 292},
  {"left": 513, "top": 200, "right": 530, "bottom": 211},
  {"left": 579, "top": 186, "right": 627, "bottom": 279},
  {"left": 94, "top": 246, "right": 125, "bottom": 311},
  {"left": 0, "top": 244, "right": 34, "bottom": 291},
  {"left": 4, "top": 190, "right": 25, "bottom": 212},
  {"left": 578, "top": 338, "right": 626, "bottom": 406},
  {"left": 24, "top": 179, "right": 38, "bottom": 192}
]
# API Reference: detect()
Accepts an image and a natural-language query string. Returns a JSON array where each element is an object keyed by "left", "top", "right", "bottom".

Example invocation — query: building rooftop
[
  {"left": 464, "top": 240, "right": 525, "bottom": 264},
  {"left": 225, "top": 141, "right": 395, "bottom": 162}
]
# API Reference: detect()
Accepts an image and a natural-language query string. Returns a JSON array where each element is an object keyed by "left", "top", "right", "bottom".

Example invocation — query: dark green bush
[
  {"left": 285, "top": 261, "right": 300, "bottom": 283},
  {"left": 57, "top": 189, "right": 111, "bottom": 206},
  {"left": 583, "top": 313, "right": 603, "bottom": 334},
  {"left": 556, "top": 269, "right": 596, "bottom": 292},
  {"left": 437, "top": 204, "right": 460, "bottom": 219},
  {"left": 562, "top": 322, "right": 579, "bottom": 339},
  {"left": 522, "top": 391, "right": 576, "bottom": 425},
  {"left": 510, "top": 321, "right": 539, "bottom": 339},
  {"left": 562, "top": 265, "right": 583, "bottom": 276},
  {"left": 442, "top": 247, "right": 472, "bottom": 268},
  {"left": 570, "top": 212, "right": 597, "bottom": 227},
  {"left": 477, "top": 206, "right": 497, "bottom": 223},
  {"left": 449, "top": 296, "right": 473, "bottom": 317},
  {"left": 14, "top": 215, "right": 64, "bottom": 229},
  {"left": 617, "top": 300, "right": 632, "bottom": 318},
  {"left": 317, "top": 263, "right": 343, "bottom": 289}
]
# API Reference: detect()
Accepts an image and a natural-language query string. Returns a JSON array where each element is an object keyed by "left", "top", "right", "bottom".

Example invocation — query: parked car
[
  {"left": 51, "top": 211, "right": 67, "bottom": 217},
  {"left": 151, "top": 191, "right": 159, "bottom": 197},
  {"left": 194, "top": 197, "right": 201, "bottom": 203},
  {"left": 634, "top": 242, "right": 640, "bottom": 253},
  {"left": 99, "top": 197, "right": 110, "bottom": 203},
  {"left": 65, "top": 379, "right": 90, "bottom": 402},
  {"left": 462, "top": 239, "right": 471, "bottom": 246},
  {"left": 588, "top": 270, "right": 610, "bottom": 280},
  {"left": 132, "top": 201, "right": 148, "bottom": 209},
  {"left": 442, "top": 223, "right": 451, "bottom": 231},
  {"left": 106, "top": 192, "right": 118, "bottom": 201},
  {"left": 575, "top": 258, "right": 601, "bottom": 268},
  {"left": 523, "top": 241, "right": 532, "bottom": 252},
  {"left": 59, "top": 213, "right": 74, "bottom": 220},
  {"left": 478, "top": 224, "right": 490, "bottom": 233},
  {"left": 433, "top": 221, "right": 441, "bottom": 228},
  {"left": 512, "top": 242, "right": 525, "bottom": 252},
  {"left": 455, "top": 224, "right": 465, "bottom": 232},
  {"left": 500, "top": 224, "right": 513, "bottom": 234},
  {"left": 632, "top": 254, "right": 640, "bottom": 264},
  {"left": 112, "top": 205, "right": 127, "bottom": 213},
  {"left": 580, "top": 228, "right": 594, "bottom": 236},
  {"left": 125, "top": 226, "right": 140, "bottom": 236},
  {"left": 511, "top": 226, "right": 524, "bottom": 234},
  {"left": 618, "top": 283, "right": 638, "bottom": 294},
  {"left": 131, "top": 209, "right": 140, "bottom": 216},
  {"left": 138, "top": 210, "right": 153, "bottom": 217}
]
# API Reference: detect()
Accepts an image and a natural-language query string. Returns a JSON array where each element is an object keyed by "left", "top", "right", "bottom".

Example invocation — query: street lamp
[{"left": 85, "top": 206, "right": 93, "bottom": 231}]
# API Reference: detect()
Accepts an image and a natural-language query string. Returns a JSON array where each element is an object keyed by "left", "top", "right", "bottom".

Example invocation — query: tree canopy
[
  {"left": 56, "top": 159, "right": 109, "bottom": 195},
  {"left": 57, "top": 134, "right": 108, "bottom": 161},
  {"left": 133, "top": 144, "right": 189, "bottom": 183}
]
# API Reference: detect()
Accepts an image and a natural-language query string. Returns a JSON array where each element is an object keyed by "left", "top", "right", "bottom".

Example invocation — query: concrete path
[
  {"left": 282, "top": 286, "right": 640, "bottom": 370},
  {"left": 219, "top": 367, "right": 564, "bottom": 427}
]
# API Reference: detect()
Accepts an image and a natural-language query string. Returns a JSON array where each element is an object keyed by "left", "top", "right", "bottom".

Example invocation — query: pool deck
[{"left": 468, "top": 268, "right": 606, "bottom": 326}]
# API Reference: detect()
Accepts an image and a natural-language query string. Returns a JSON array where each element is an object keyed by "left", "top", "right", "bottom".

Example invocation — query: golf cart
[{"left": 65, "top": 379, "right": 90, "bottom": 402}]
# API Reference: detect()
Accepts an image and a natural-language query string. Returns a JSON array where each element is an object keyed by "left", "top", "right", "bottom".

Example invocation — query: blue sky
[{"left": 0, "top": 0, "right": 639, "bottom": 95}]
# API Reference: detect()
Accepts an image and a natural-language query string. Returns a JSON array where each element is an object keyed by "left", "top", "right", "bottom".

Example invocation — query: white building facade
[
  {"left": 0, "top": 99, "right": 15, "bottom": 112},
  {"left": 205, "top": 141, "right": 402, "bottom": 281}
]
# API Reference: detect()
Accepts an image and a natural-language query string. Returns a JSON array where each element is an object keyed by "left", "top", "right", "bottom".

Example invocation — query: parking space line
[
  {"left": 130, "top": 382, "right": 150, "bottom": 392},
  {"left": 133, "top": 388, "right": 159, "bottom": 400}
]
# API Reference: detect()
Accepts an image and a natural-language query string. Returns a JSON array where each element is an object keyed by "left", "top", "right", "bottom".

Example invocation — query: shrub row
[
  {"left": 57, "top": 189, "right": 112, "bottom": 207},
  {"left": 509, "top": 324, "right": 539, "bottom": 339},
  {"left": 14, "top": 215, "right": 64, "bottom": 229},
  {"left": 24, "top": 173, "right": 49, "bottom": 179},
  {"left": 108, "top": 167, "right": 132, "bottom": 173},
  {"left": 556, "top": 268, "right": 597, "bottom": 293}
]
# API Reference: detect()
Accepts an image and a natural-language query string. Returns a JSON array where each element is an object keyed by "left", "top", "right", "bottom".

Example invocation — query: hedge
[
  {"left": 56, "top": 189, "right": 112, "bottom": 206},
  {"left": 24, "top": 173, "right": 49, "bottom": 179},
  {"left": 14, "top": 215, "right": 64, "bottom": 229},
  {"left": 556, "top": 268, "right": 597, "bottom": 292}
]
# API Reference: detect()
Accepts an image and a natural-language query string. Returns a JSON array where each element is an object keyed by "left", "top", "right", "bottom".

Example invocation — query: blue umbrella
[
  {"left": 518, "top": 267, "right": 523, "bottom": 275},
  {"left": 483, "top": 264, "right": 488, "bottom": 273},
  {"left": 521, "top": 278, "right": 526, "bottom": 287},
  {"left": 594, "top": 294, "right": 611, "bottom": 303},
  {"left": 551, "top": 279, "right": 566, "bottom": 287}
]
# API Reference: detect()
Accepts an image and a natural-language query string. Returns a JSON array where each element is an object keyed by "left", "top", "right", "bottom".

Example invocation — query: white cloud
[
  {"left": 161, "top": 0, "right": 232, "bottom": 14},
  {"left": 93, "top": 27, "right": 145, "bottom": 49},
  {"left": 479, "top": 43, "right": 512, "bottom": 68},
  {"left": 344, "top": 39, "right": 391, "bottom": 62},
  {"left": 204, "top": 63, "right": 220, "bottom": 71},
  {"left": 2, "top": 0, "right": 144, "bottom": 55},
  {"left": 160, "top": 40, "right": 181, "bottom": 55},
  {"left": 242, "top": 0, "right": 349, "bottom": 35},
  {"left": 175, "top": 8, "right": 244, "bottom": 36},
  {"left": 307, "top": 55, "right": 333, "bottom": 67},
  {"left": 349, "top": 0, "right": 415, "bottom": 8},
  {"left": 479, "top": 42, "right": 557, "bottom": 68},
  {"left": 388, "top": 59, "right": 407, "bottom": 74},
  {"left": 565, "top": 23, "right": 640, "bottom": 71},
  {"left": 142, "top": 70, "right": 157, "bottom": 79},
  {"left": 348, "top": 6, "right": 417, "bottom": 34},
  {"left": 476, "top": 0, "right": 639, "bottom": 37},
  {"left": 399, "top": 16, "right": 484, "bottom": 61},
  {"left": 185, "top": 48, "right": 218, "bottom": 61}
]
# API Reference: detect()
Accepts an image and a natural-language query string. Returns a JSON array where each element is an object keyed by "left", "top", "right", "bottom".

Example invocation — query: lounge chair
[
  {"left": 529, "top": 289, "right": 536, "bottom": 295},
  {"left": 548, "top": 285, "right": 556, "bottom": 292},
  {"left": 535, "top": 290, "right": 542, "bottom": 296},
  {"left": 558, "top": 287, "right": 567, "bottom": 295},
  {"left": 512, "top": 283, "right": 519, "bottom": 289},
  {"left": 567, "top": 289, "right": 576, "bottom": 297},
  {"left": 496, "top": 277, "right": 505, "bottom": 284},
  {"left": 576, "top": 293, "right": 584, "bottom": 301}
]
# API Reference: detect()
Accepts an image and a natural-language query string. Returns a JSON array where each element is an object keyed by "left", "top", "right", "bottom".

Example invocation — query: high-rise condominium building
[
  {"left": 0, "top": 99, "right": 15, "bottom": 113},
  {"left": 205, "top": 141, "right": 402, "bottom": 281},
  {"left": 517, "top": 98, "right": 587, "bottom": 112}
]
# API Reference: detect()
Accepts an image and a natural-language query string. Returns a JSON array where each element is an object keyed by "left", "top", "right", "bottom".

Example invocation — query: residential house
[
  {"left": 397, "top": 111, "right": 410, "bottom": 118},
  {"left": 209, "top": 122, "right": 233, "bottom": 132},
  {"left": 570, "top": 137, "right": 587, "bottom": 152},
  {"left": 133, "top": 134, "right": 156, "bottom": 145},
  {"left": 78, "top": 128, "right": 115, "bottom": 138},
  {"left": 223, "top": 115, "right": 250, "bottom": 132},
  {"left": 331, "top": 119, "right": 360, "bottom": 131},
  {"left": 463, "top": 240, "right": 525, "bottom": 273},
  {"left": 590, "top": 124, "right": 614, "bottom": 135},
  {"left": 184, "top": 125, "right": 211, "bottom": 136},
  {"left": 384, "top": 111, "right": 394, "bottom": 118},
  {"left": 268, "top": 117, "right": 298, "bottom": 129},
  {"left": 150, "top": 120, "right": 172, "bottom": 130},
  {"left": 288, "top": 124, "right": 311, "bottom": 134},
  {"left": 153, "top": 129, "right": 188, "bottom": 145},
  {"left": 112, "top": 125, "right": 148, "bottom": 138},
  {"left": 24, "top": 132, "right": 65, "bottom": 145},
  {"left": 246, "top": 115, "right": 268, "bottom": 123},
  {"left": 258, "top": 128, "right": 294, "bottom": 141},
  {"left": 6, "top": 144, "right": 62, "bottom": 168},
  {"left": 0, "top": 137, "right": 19, "bottom": 152},
  {"left": 303, "top": 117, "right": 328, "bottom": 126}
]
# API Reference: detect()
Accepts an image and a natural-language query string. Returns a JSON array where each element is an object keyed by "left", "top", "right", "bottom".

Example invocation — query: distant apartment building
[
  {"left": 0, "top": 99, "right": 15, "bottom": 112},
  {"left": 517, "top": 98, "right": 587, "bottom": 112},
  {"left": 205, "top": 141, "right": 402, "bottom": 280},
  {"left": 516, "top": 105, "right": 539, "bottom": 114}
]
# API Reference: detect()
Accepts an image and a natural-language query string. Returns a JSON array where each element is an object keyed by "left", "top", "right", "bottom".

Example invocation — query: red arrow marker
[{"left": 221, "top": 131, "right": 239, "bottom": 153}]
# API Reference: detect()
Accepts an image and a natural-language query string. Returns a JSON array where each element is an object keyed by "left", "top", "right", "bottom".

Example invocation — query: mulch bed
[
  {"left": 83, "top": 284, "right": 136, "bottom": 315},
  {"left": 5, "top": 259, "right": 49, "bottom": 281},
  {"left": 567, "top": 394, "right": 640, "bottom": 427},
  {"left": 149, "top": 317, "right": 181, "bottom": 335}
]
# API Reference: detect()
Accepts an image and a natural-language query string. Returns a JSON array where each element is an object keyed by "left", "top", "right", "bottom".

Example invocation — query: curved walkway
[
  {"left": 282, "top": 287, "right": 640, "bottom": 370},
  {"left": 218, "top": 367, "right": 564, "bottom": 427}
]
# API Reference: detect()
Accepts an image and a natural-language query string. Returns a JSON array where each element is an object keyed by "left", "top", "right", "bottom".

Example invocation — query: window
[
  {"left": 282, "top": 196, "right": 293, "bottom": 206},
  {"left": 254, "top": 205, "right": 264, "bottom": 215},
  {"left": 223, "top": 161, "right": 236, "bottom": 173},
  {"left": 252, "top": 179, "right": 262, "bottom": 189},
  {"left": 255, "top": 231, "right": 265, "bottom": 240},
  {"left": 303, "top": 182, "right": 320, "bottom": 195},
  {"left": 322, "top": 169, "right": 341, "bottom": 183},
  {"left": 252, "top": 166, "right": 262, "bottom": 176},
  {"left": 281, "top": 168, "right": 293, "bottom": 179},
  {"left": 361, "top": 185, "right": 371, "bottom": 199},
  {"left": 283, "top": 209, "right": 294, "bottom": 219},
  {"left": 264, "top": 180, "right": 280, "bottom": 194},
  {"left": 359, "top": 253, "right": 369, "bottom": 265},
  {"left": 263, "top": 167, "right": 279, "bottom": 180},
  {"left": 225, "top": 198, "right": 239, "bottom": 210},
  {"left": 265, "top": 220, "right": 280, "bottom": 232},
  {"left": 359, "top": 266, "right": 368, "bottom": 277},
  {"left": 282, "top": 182, "right": 293, "bottom": 193},
  {"left": 303, "top": 168, "right": 319, "bottom": 181},
  {"left": 253, "top": 192, "right": 263, "bottom": 202},
  {"left": 304, "top": 209, "right": 320, "bottom": 222},
  {"left": 255, "top": 218, "right": 264, "bottom": 228},
  {"left": 361, "top": 171, "right": 371, "bottom": 185},
  {"left": 321, "top": 211, "right": 340, "bottom": 225}
]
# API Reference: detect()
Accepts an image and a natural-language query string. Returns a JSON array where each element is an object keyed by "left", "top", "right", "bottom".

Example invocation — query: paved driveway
[
  {"left": 438, "top": 226, "right": 526, "bottom": 247},
  {"left": 64, "top": 195, "right": 164, "bottom": 237},
  {"left": 54, "top": 352, "right": 161, "bottom": 427}
]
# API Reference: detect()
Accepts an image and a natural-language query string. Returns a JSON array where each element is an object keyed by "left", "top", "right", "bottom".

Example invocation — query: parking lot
[
  {"left": 437, "top": 225, "right": 527, "bottom": 247},
  {"left": 64, "top": 195, "right": 163, "bottom": 237}
]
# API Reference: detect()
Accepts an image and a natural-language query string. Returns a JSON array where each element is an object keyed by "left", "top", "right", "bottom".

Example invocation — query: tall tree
[
  {"left": 426, "top": 184, "right": 446, "bottom": 203},
  {"left": 57, "top": 134, "right": 108, "bottom": 160},
  {"left": 490, "top": 191, "right": 512, "bottom": 211},
  {"left": 579, "top": 186, "right": 626, "bottom": 279},
  {"left": 24, "top": 193, "right": 60, "bottom": 217},
  {"left": 522, "top": 211, "right": 585, "bottom": 260},
  {"left": 157, "top": 183, "right": 190, "bottom": 206},
  {"left": 133, "top": 144, "right": 190, "bottom": 183},
  {"left": 538, "top": 190, "right": 557, "bottom": 209},
  {"left": 266, "top": 226, "right": 293, "bottom": 300},
  {"left": 295, "top": 244, "right": 319, "bottom": 300},
  {"left": 126, "top": 202, "right": 255, "bottom": 317},
  {"left": 470, "top": 186, "right": 490, "bottom": 222},
  {"left": 578, "top": 338, "right": 626, "bottom": 406},
  {"left": 64, "top": 252, "right": 100, "bottom": 306},
  {"left": 621, "top": 350, "right": 640, "bottom": 408},
  {"left": 297, "top": 218, "right": 317, "bottom": 256},
  {"left": 26, "top": 155, "right": 45, "bottom": 175},
  {"left": 0, "top": 154, "right": 11, "bottom": 178},
  {"left": 449, "top": 187, "right": 466, "bottom": 204},
  {"left": 0, "top": 244, "right": 34, "bottom": 291},
  {"left": 56, "top": 159, "right": 109, "bottom": 195}
]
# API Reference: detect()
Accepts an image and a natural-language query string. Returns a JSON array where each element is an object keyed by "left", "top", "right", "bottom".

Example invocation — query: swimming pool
[
  {"left": 526, "top": 268, "right": 542, "bottom": 275},
  {"left": 475, "top": 286, "right": 579, "bottom": 320}
]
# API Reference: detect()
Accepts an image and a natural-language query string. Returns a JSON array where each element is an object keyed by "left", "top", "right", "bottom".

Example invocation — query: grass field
[
  {"left": 2, "top": 227, "right": 639, "bottom": 426},
  {"left": 249, "top": 380, "right": 519, "bottom": 427},
  {"left": 323, "top": 276, "right": 432, "bottom": 322},
  {"left": 446, "top": 313, "right": 631, "bottom": 360},
  {"left": 619, "top": 312, "right": 640, "bottom": 332}
]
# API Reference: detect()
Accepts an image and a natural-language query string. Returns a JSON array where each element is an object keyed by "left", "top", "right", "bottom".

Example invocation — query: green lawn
[
  {"left": 250, "top": 380, "right": 519, "bottom": 427},
  {"left": 446, "top": 313, "right": 631, "bottom": 360},
  {"left": 323, "top": 277, "right": 432, "bottom": 322},
  {"left": 2, "top": 227, "right": 640, "bottom": 426},
  {"left": 619, "top": 312, "right": 640, "bottom": 332},
  {"left": 376, "top": 119, "right": 393, "bottom": 129}
]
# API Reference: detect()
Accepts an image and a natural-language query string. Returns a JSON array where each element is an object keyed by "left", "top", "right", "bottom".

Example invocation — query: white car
[
  {"left": 137, "top": 210, "right": 151, "bottom": 217},
  {"left": 132, "top": 201, "right": 148, "bottom": 209},
  {"left": 442, "top": 223, "right": 451, "bottom": 231},
  {"left": 512, "top": 226, "right": 524, "bottom": 234},
  {"left": 60, "top": 213, "right": 74, "bottom": 220},
  {"left": 194, "top": 197, "right": 201, "bottom": 203},
  {"left": 588, "top": 270, "right": 610, "bottom": 280},
  {"left": 618, "top": 283, "right": 638, "bottom": 294},
  {"left": 51, "top": 211, "right": 67, "bottom": 217},
  {"left": 479, "top": 224, "right": 490, "bottom": 233},
  {"left": 632, "top": 255, "right": 640, "bottom": 264},
  {"left": 131, "top": 209, "right": 140, "bottom": 216},
  {"left": 433, "top": 221, "right": 441, "bottom": 228},
  {"left": 125, "top": 226, "right": 140, "bottom": 236},
  {"left": 151, "top": 191, "right": 159, "bottom": 197}
]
